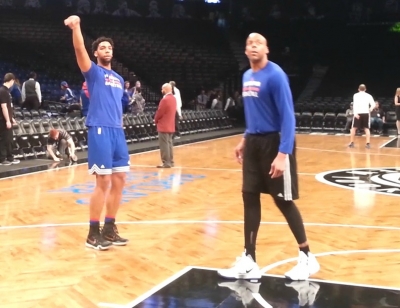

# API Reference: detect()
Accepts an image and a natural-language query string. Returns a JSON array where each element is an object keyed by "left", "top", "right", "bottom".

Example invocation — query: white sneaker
[
  {"left": 217, "top": 252, "right": 262, "bottom": 280},
  {"left": 285, "top": 281, "right": 320, "bottom": 305},
  {"left": 284, "top": 251, "right": 320, "bottom": 280},
  {"left": 218, "top": 280, "right": 261, "bottom": 306}
]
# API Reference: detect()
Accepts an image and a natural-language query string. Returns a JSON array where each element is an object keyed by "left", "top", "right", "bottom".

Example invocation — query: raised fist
[{"left": 64, "top": 15, "right": 81, "bottom": 30}]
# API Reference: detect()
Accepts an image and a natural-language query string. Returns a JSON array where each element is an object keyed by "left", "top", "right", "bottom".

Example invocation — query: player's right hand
[
  {"left": 64, "top": 15, "right": 81, "bottom": 29},
  {"left": 235, "top": 138, "right": 245, "bottom": 164},
  {"left": 54, "top": 157, "right": 60, "bottom": 162}
]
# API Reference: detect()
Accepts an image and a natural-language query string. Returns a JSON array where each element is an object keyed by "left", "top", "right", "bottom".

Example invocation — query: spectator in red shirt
[{"left": 155, "top": 83, "right": 177, "bottom": 168}]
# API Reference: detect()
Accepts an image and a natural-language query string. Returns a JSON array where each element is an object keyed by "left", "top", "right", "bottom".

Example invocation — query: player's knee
[
  {"left": 273, "top": 197, "right": 294, "bottom": 211},
  {"left": 95, "top": 174, "right": 111, "bottom": 191},
  {"left": 112, "top": 172, "right": 126, "bottom": 183},
  {"left": 242, "top": 191, "right": 260, "bottom": 208}
]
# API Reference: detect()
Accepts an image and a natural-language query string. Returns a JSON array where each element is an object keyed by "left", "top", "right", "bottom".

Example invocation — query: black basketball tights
[{"left": 243, "top": 192, "right": 307, "bottom": 262}]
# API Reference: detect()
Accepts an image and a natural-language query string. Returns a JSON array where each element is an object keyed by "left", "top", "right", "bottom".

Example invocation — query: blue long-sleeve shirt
[{"left": 242, "top": 61, "right": 295, "bottom": 154}]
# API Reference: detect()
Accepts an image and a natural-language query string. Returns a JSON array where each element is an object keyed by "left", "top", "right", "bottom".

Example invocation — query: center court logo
[{"left": 315, "top": 167, "right": 400, "bottom": 196}]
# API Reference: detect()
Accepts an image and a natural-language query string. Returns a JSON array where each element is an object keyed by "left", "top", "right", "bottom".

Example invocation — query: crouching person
[{"left": 46, "top": 129, "right": 77, "bottom": 162}]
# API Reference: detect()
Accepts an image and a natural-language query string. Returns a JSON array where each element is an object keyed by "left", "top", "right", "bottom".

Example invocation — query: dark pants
[
  {"left": 61, "top": 104, "right": 81, "bottom": 114},
  {"left": 47, "top": 139, "right": 69, "bottom": 159},
  {"left": 242, "top": 133, "right": 299, "bottom": 200},
  {"left": 23, "top": 96, "right": 40, "bottom": 111},
  {"left": 158, "top": 132, "right": 174, "bottom": 166},
  {"left": 370, "top": 117, "right": 383, "bottom": 131},
  {"left": 174, "top": 112, "right": 180, "bottom": 137},
  {"left": 0, "top": 121, "right": 13, "bottom": 163}
]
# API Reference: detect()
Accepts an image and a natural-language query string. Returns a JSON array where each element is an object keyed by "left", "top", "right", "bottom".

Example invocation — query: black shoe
[
  {"left": 85, "top": 233, "right": 112, "bottom": 250},
  {"left": 348, "top": 142, "right": 354, "bottom": 148},
  {"left": 101, "top": 224, "right": 129, "bottom": 246},
  {"left": 0, "top": 161, "right": 12, "bottom": 166}
]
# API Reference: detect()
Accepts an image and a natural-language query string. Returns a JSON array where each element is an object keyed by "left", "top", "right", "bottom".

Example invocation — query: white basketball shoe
[
  {"left": 284, "top": 251, "right": 320, "bottom": 281},
  {"left": 217, "top": 252, "right": 262, "bottom": 280}
]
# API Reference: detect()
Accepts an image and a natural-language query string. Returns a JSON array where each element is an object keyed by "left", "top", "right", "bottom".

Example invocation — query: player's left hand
[{"left": 270, "top": 153, "right": 287, "bottom": 178}]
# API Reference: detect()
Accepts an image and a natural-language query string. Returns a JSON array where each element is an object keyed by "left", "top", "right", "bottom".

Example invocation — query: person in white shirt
[
  {"left": 349, "top": 84, "right": 374, "bottom": 149},
  {"left": 170, "top": 81, "right": 182, "bottom": 139}
]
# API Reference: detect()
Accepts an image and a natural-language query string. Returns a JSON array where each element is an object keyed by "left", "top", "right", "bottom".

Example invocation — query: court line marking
[
  {"left": 98, "top": 304, "right": 124, "bottom": 308},
  {"left": 118, "top": 266, "right": 193, "bottom": 308},
  {"left": 2, "top": 220, "right": 400, "bottom": 231},
  {"left": 0, "top": 134, "right": 242, "bottom": 182},
  {"left": 193, "top": 248, "right": 400, "bottom": 291},
  {"left": 379, "top": 137, "right": 398, "bottom": 148},
  {"left": 104, "top": 248, "right": 400, "bottom": 308},
  {"left": 298, "top": 146, "right": 400, "bottom": 157}
]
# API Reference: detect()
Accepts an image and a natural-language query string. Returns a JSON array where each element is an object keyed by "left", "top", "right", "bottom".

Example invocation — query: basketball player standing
[
  {"left": 217, "top": 33, "right": 320, "bottom": 281},
  {"left": 64, "top": 16, "right": 130, "bottom": 250},
  {"left": 349, "top": 84, "right": 374, "bottom": 149}
]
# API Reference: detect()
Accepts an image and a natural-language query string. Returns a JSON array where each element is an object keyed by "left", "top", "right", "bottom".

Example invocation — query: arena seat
[
  {"left": 311, "top": 112, "right": 324, "bottom": 131},
  {"left": 323, "top": 112, "right": 336, "bottom": 132},
  {"left": 335, "top": 113, "right": 347, "bottom": 132},
  {"left": 299, "top": 112, "right": 312, "bottom": 132}
]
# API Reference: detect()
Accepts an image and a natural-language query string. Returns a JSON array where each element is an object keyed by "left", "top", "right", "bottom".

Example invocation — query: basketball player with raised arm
[
  {"left": 64, "top": 15, "right": 130, "bottom": 250},
  {"left": 348, "top": 84, "right": 374, "bottom": 149},
  {"left": 217, "top": 33, "right": 320, "bottom": 281}
]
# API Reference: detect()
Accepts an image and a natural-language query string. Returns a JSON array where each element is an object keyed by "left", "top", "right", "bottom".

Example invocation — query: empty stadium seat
[
  {"left": 323, "top": 113, "right": 336, "bottom": 132},
  {"left": 311, "top": 112, "right": 324, "bottom": 131}
]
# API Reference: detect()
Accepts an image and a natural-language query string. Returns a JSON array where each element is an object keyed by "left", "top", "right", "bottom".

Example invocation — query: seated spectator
[
  {"left": 370, "top": 101, "right": 385, "bottom": 134},
  {"left": 60, "top": 81, "right": 80, "bottom": 114},
  {"left": 345, "top": 102, "right": 354, "bottom": 132},
  {"left": 46, "top": 129, "right": 77, "bottom": 162}
]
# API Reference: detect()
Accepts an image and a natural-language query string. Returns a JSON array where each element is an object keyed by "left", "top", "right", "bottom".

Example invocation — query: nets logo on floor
[
  {"left": 315, "top": 167, "right": 400, "bottom": 196},
  {"left": 48, "top": 171, "right": 206, "bottom": 204}
]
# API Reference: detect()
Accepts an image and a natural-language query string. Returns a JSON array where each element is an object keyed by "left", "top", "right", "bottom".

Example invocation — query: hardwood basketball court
[{"left": 1, "top": 134, "right": 400, "bottom": 307}]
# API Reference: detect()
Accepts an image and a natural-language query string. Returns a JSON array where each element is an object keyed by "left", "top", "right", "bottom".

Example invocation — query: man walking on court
[
  {"left": 217, "top": 33, "right": 320, "bottom": 281},
  {"left": 349, "top": 84, "right": 374, "bottom": 149},
  {"left": 155, "top": 83, "right": 176, "bottom": 168},
  {"left": 64, "top": 15, "right": 130, "bottom": 250}
]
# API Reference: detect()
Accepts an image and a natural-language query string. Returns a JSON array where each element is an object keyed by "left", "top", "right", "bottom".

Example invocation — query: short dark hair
[
  {"left": 29, "top": 71, "right": 37, "bottom": 79},
  {"left": 170, "top": 81, "right": 176, "bottom": 87},
  {"left": 92, "top": 37, "right": 114, "bottom": 54},
  {"left": 4, "top": 73, "right": 15, "bottom": 83}
]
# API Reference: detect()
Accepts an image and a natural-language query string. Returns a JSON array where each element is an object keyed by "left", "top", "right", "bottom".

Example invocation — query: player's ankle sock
[
  {"left": 299, "top": 245, "right": 310, "bottom": 256},
  {"left": 89, "top": 220, "right": 100, "bottom": 234},
  {"left": 104, "top": 217, "right": 115, "bottom": 225}
]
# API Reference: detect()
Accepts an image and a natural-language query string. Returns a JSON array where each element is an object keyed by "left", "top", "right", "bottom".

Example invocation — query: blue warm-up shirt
[
  {"left": 82, "top": 61, "right": 124, "bottom": 128},
  {"left": 243, "top": 61, "right": 295, "bottom": 154}
]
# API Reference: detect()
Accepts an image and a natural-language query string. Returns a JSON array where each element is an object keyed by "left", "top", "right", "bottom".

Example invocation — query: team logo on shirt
[
  {"left": 243, "top": 80, "right": 261, "bottom": 98},
  {"left": 104, "top": 74, "right": 122, "bottom": 89},
  {"left": 315, "top": 167, "right": 400, "bottom": 196}
]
